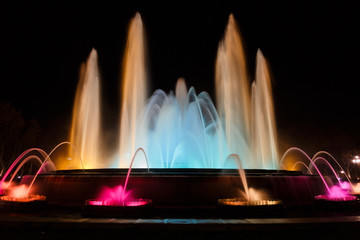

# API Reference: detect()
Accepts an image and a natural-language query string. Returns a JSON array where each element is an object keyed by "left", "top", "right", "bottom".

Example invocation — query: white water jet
[
  {"left": 69, "top": 49, "right": 101, "bottom": 169},
  {"left": 119, "top": 13, "right": 148, "bottom": 168},
  {"left": 216, "top": 14, "right": 279, "bottom": 169},
  {"left": 251, "top": 50, "right": 279, "bottom": 169}
]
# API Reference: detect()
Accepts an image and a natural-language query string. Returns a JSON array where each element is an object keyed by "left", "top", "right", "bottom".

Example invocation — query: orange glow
[
  {"left": 0, "top": 182, "right": 45, "bottom": 202},
  {"left": 351, "top": 183, "right": 360, "bottom": 194},
  {"left": 7, "top": 184, "right": 28, "bottom": 198},
  {"left": 68, "top": 49, "right": 101, "bottom": 169},
  {"left": 281, "top": 155, "right": 299, "bottom": 171},
  {"left": 238, "top": 187, "right": 270, "bottom": 201},
  {"left": 218, "top": 198, "right": 281, "bottom": 206},
  {"left": 0, "top": 194, "right": 46, "bottom": 202},
  {"left": 119, "top": 13, "right": 148, "bottom": 168}
]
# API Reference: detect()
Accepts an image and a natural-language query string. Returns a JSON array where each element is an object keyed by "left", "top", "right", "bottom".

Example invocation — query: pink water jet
[
  {"left": 87, "top": 184, "right": 151, "bottom": 207},
  {"left": 95, "top": 185, "right": 132, "bottom": 206}
]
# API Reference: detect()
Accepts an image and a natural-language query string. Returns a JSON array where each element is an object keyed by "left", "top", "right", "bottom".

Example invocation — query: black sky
[{"left": 1, "top": 1, "right": 360, "bottom": 158}]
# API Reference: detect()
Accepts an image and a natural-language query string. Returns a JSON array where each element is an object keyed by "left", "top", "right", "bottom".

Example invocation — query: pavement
[{"left": 1, "top": 210, "right": 360, "bottom": 240}]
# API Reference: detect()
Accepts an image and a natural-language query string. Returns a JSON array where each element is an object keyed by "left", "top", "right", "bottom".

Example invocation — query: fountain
[
  {"left": 0, "top": 13, "right": 349, "bottom": 217},
  {"left": 83, "top": 184, "right": 152, "bottom": 218},
  {"left": 64, "top": 13, "right": 278, "bottom": 170},
  {"left": 64, "top": 12, "right": 282, "bottom": 210},
  {"left": 280, "top": 147, "right": 360, "bottom": 211},
  {"left": 0, "top": 148, "right": 51, "bottom": 210}
]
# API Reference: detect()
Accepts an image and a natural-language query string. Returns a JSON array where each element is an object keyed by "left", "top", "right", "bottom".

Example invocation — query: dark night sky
[{"left": 1, "top": 1, "right": 360, "bottom": 158}]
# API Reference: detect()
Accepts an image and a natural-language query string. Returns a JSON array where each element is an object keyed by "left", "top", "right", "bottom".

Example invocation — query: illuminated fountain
[
  {"left": 66, "top": 13, "right": 278, "bottom": 170},
  {"left": 45, "top": 12, "right": 282, "bottom": 210},
  {"left": 0, "top": 143, "right": 77, "bottom": 209},
  {"left": 1, "top": 13, "right": 346, "bottom": 215},
  {"left": 0, "top": 148, "right": 53, "bottom": 209},
  {"left": 83, "top": 148, "right": 152, "bottom": 216},
  {"left": 280, "top": 148, "right": 358, "bottom": 203},
  {"left": 83, "top": 184, "right": 152, "bottom": 218}
]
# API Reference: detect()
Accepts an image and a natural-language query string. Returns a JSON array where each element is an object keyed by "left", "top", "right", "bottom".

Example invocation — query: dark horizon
[{"left": 1, "top": 1, "right": 360, "bottom": 161}]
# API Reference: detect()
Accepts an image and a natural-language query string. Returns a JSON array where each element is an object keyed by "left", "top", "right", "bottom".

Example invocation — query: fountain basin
[
  {"left": 0, "top": 194, "right": 47, "bottom": 212},
  {"left": 217, "top": 198, "right": 283, "bottom": 217},
  {"left": 218, "top": 198, "right": 281, "bottom": 206},
  {"left": 82, "top": 198, "right": 153, "bottom": 218},
  {"left": 313, "top": 196, "right": 360, "bottom": 213},
  {"left": 315, "top": 195, "right": 357, "bottom": 202},
  {"left": 22, "top": 169, "right": 326, "bottom": 210}
]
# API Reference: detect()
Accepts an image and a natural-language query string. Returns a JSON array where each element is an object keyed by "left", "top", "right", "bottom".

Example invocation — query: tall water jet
[
  {"left": 251, "top": 50, "right": 279, "bottom": 168},
  {"left": 216, "top": 14, "right": 251, "bottom": 146},
  {"left": 68, "top": 49, "right": 101, "bottom": 169},
  {"left": 216, "top": 14, "right": 278, "bottom": 169},
  {"left": 119, "top": 13, "right": 148, "bottom": 168},
  {"left": 215, "top": 14, "right": 252, "bottom": 168}
]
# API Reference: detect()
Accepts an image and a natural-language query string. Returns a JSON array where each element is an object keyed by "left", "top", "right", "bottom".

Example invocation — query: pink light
[
  {"left": 315, "top": 184, "right": 357, "bottom": 201},
  {"left": 87, "top": 185, "right": 151, "bottom": 207},
  {"left": 0, "top": 181, "right": 7, "bottom": 195},
  {"left": 125, "top": 199, "right": 150, "bottom": 207},
  {"left": 340, "top": 181, "right": 352, "bottom": 191},
  {"left": 328, "top": 186, "right": 349, "bottom": 199},
  {"left": 88, "top": 198, "right": 151, "bottom": 207},
  {"left": 88, "top": 200, "right": 105, "bottom": 206},
  {"left": 94, "top": 185, "right": 132, "bottom": 206},
  {"left": 87, "top": 200, "right": 116, "bottom": 206}
]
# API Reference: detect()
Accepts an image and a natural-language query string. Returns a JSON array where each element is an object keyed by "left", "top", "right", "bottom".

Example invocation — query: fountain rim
[{"left": 44, "top": 168, "right": 305, "bottom": 177}]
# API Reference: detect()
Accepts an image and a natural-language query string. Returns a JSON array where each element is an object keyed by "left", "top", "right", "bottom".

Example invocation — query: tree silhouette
[{"left": 0, "top": 102, "right": 40, "bottom": 173}]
